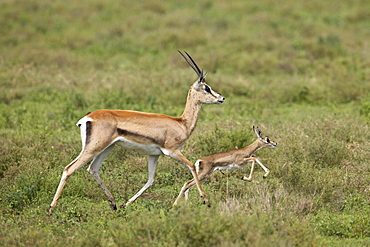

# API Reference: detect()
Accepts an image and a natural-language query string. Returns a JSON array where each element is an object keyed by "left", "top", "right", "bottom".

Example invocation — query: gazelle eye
[
  {"left": 266, "top": 138, "right": 270, "bottom": 143},
  {"left": 204, "top": 85, "right": 211, "bottom": 94}
]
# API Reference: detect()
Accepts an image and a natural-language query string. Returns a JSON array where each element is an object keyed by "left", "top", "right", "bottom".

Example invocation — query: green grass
[{"left": 1, "top": 0, "right": 370, "bottom": 246}]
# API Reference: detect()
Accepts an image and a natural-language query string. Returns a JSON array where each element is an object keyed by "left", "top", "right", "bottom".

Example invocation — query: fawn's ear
[
  {"left": 253, "top": 126, "right": 263, "bottom": 139},
  {"left": 253, "top": 126, "right": 277, "bottom": 148}
]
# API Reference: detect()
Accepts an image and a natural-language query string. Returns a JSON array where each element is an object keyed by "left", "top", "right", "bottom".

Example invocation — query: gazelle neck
[
  {"left": 180, "top": 88, "right": 203, "bottom": 136},
  {"left": 243, "top": 139, "right": 263, "bottom": 156}
]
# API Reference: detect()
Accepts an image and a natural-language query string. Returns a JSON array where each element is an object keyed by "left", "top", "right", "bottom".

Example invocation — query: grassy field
[{"left": 1, "top": 0, "right": 369, "bottom": 246}]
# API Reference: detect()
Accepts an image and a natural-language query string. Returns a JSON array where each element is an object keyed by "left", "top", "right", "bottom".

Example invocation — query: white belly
[
  {"left": 214, "top": 163, "right": 247, "bottom": 172},
  {"left": 114, "top": 137, "right": 164, "bottom": 155}
]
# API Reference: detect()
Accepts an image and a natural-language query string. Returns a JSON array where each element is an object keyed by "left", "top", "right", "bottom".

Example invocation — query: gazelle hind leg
[
  {"left": 173, "top": 159, "right": 198, "bottom": 205},
  {"left": 171, "top": 151, "right": 209, "bottom": 206},
  {"left": 87, "top": 145, "right": 117, "bottom": 210},
  {"left": 173, "top": 163, "right": 211, "bottom": 205},
  {"left": 121, "top": 155, "right": 159, "bottom": 208},
  {"left": 49, "top": 150, "right": 98, "bottom": 215},
  {"left": 255, "top": 158, "right": 270, "bottom": 178},
  {"left": 184, "top": 182, "right": 196, "bottom": 201},
  {"left": 173, "top": 179, "right": 196, "bottom": 205}
]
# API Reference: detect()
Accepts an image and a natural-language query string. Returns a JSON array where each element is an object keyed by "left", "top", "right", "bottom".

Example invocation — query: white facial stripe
[
  {"left": 210, "top": 88, "right": 220, "bottom": 97},
  {"left": 204, "top": 84, "right": 220, "bottom": 97}
]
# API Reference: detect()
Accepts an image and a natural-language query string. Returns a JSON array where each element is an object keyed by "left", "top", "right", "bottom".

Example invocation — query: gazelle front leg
[
  {"left": 120, "top": 155, "right": 159, "bottom": 208},
  {"left": 255, "top": 158, "right": 270, "bottom": 178},
  {"left": 242, "top": 157, "right": 256, "bottom": 182},
  {"left": 241, "top": 157, "right": 270, "bottom": 182}
]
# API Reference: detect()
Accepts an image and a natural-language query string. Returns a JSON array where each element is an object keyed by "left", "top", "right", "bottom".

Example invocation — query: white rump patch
[
  {"left": 76, "top": 116, "right": 93, "bottom": 127},
  {"left": 195, "top": 160, "right": 201, "bottom": 174},
  {"left": 76, "top": 116, "right": 93, "bottom": 149}
]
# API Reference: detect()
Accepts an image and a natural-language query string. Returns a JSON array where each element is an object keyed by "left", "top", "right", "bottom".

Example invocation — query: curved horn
[{"left": 178, "top": 51, "right": 205, "bottom": 81}]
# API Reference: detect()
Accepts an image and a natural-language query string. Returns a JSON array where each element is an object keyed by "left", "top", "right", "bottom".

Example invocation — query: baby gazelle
[{"left": 173, "top": 126, "right": 277, "bottom": 205}]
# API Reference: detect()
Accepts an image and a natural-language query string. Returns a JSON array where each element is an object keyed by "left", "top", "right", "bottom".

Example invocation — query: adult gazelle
[{"left": 48, "top": 51, "right": 225, "bottom": 214}]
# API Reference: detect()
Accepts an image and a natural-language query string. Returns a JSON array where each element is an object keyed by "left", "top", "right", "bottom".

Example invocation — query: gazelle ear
[
  {"left": 201, "top": 72, "right": 208, "bottom": 82},
  {"left": 253, "top": 126, "right": 263, "bottom": 139}
]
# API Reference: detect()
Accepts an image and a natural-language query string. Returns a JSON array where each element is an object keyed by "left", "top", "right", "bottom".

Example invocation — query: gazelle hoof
[
  {"left": 111, "top": 203, "right": 117, "bottom": 210},
  {"left": 47, "top": 207, "right": 53, "bottom": 216},
  {"left": 201, "top": 197, "right": 210, "bottom": 207}
]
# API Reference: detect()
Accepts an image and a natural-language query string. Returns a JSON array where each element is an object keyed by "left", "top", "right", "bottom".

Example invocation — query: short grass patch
[{"left": 1, "top": 0, "right": 369, "bottom": 246}]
